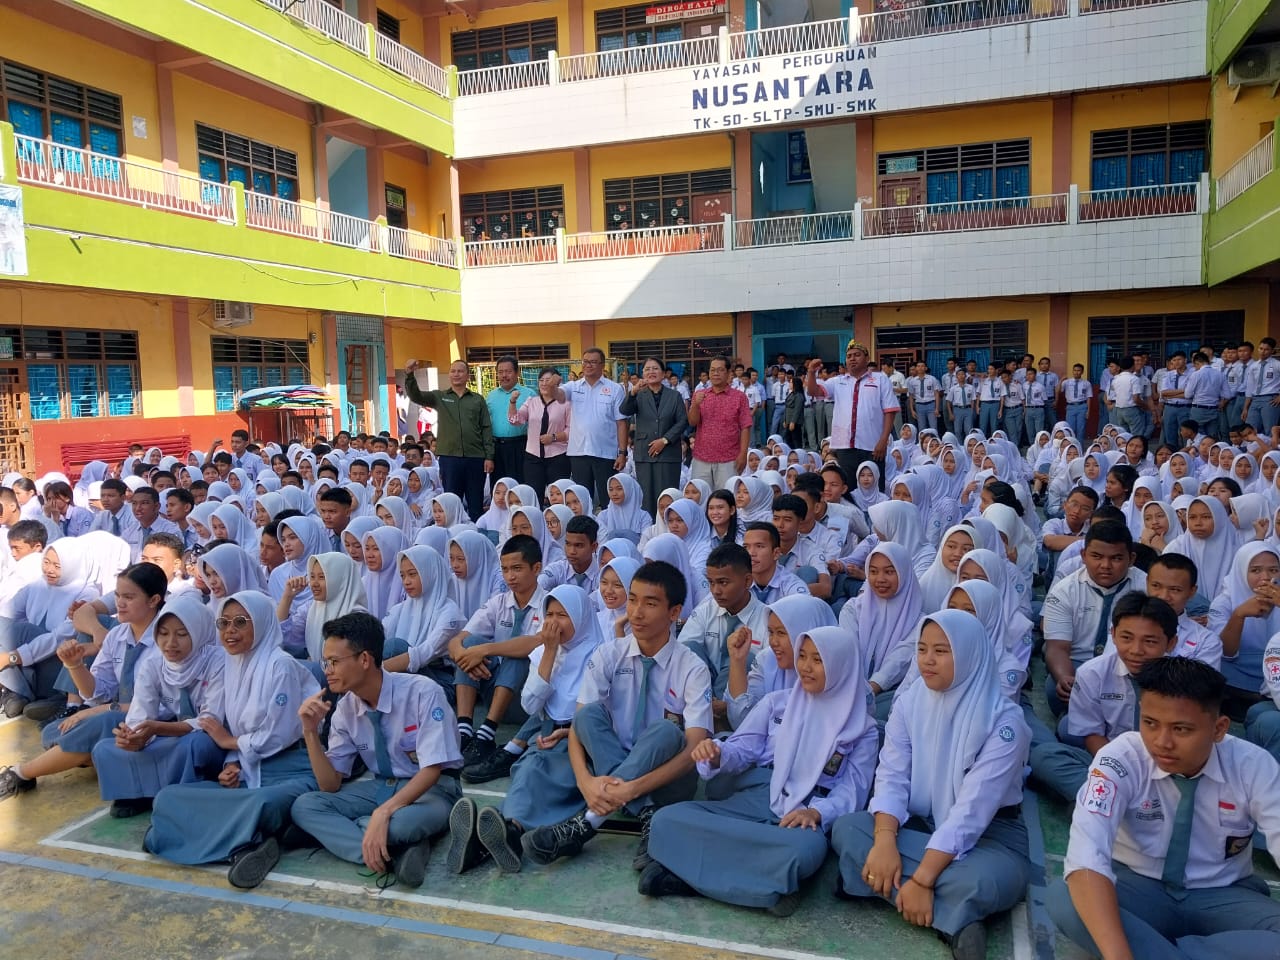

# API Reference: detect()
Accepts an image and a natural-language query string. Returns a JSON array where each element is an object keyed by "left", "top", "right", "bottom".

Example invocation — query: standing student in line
[
  {"left": 832, "top": 610, "right": 1032, "bottom": 960},
  {"left": 515, "top": 561, "right": 712, "bottom": 869},
  {"left": 446, "top": 584, "right": 607, "bottom": 874},
  {"left": 1048, "top": 657, "right": 1280, "bottom": 959},
  {"left": 640, "top": 625, "right": 879, "bottom": 915},
  {"left": 292, "top": 612, "right": 462, "bottom": 889},
  {"left": 145, "top": 591, "right": 320, "bottom": 889}
]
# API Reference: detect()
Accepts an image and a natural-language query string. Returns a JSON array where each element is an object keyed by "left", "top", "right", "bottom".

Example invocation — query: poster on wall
[{"left": 0, "top": 185, "right": 27, "bottom": 277}]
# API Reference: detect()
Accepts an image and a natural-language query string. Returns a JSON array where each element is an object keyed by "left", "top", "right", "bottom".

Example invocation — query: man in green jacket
[{"left": 403, "top": 359, "right": 494, "bottom": 521}]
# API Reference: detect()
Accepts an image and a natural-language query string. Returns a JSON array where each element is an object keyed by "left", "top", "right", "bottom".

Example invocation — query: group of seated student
[{"left": 7, "top": 400, "right": 1280, "bottom": 959}]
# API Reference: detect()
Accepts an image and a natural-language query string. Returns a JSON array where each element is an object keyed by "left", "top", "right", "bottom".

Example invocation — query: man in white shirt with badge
[
  {"left": 1109, "top": 356, "right": 1147, "bottom": 438},
  {"left": 1048, "top": 656, "right": 1280, "bottom": 959},
  {"left": 807, "top": 342, "right": 898, "bottom": 492},
  {"left": 1243, "top": 337, "right": 1280, "bottom": 434},
  {"left": 554, "top": 347, "right": 629, "bottom": 507},
  {"left": 907, "top": 362, "right": 942, "bottom": 433},
  {"left": 1061, "top": 363, "right": 1093, "bottom": 440}
]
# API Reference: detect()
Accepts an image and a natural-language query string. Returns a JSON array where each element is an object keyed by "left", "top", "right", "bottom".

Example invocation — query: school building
[{"left": 0, "top": 0, "right": 1276, "bottom": 474}]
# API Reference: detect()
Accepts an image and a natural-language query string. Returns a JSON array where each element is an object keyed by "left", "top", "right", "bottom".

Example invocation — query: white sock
[
  {"left": 503, "top": 741, "right": 524, "bottom": 756},
  {"left": 584, "top": 810, "right": 605, "bottom": 829}
]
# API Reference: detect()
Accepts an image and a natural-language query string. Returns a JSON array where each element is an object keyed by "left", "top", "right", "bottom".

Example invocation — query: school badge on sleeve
[{"left": 1083, "top": 768, "right": 1116, "bottom": 817}]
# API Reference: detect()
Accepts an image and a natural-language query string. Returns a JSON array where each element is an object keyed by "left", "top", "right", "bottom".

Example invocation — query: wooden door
[
  {"left": 0, "top": 367, "right": 33, "bottom": 476},
  {"left": 877, "top": 176, "right": 923, "bottom": 234},
  {"left": 344, "top": 345, "right": 374, "bottom": 433}
]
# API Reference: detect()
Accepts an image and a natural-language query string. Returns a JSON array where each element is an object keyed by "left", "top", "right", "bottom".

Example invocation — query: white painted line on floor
[
  {"left": 40, "top": 806, "right": 110, "bottom": 843},
  {"left": 42, "top": 838, "right": 154, "bottom": 862},
  {"left": 460, "top": 787, "right": 507, "bottom": 799},
  {"left": 1011, "top": 902, "right": 1033, "bottom": 960}
]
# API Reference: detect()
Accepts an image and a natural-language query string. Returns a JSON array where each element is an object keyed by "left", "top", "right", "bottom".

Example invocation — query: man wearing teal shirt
[{"left": 487, "top": 355, "right": 535, "bottom": 485}]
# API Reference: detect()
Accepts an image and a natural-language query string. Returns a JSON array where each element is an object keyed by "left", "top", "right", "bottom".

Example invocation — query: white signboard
[
  {"left": 688, "top": 46, "right": 878, "bottom": 132},
  {"left": 0, "top": 185, "right": 27, "bottom": 277}
]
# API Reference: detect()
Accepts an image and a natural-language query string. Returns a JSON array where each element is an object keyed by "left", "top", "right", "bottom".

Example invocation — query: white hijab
[
  {"left": 1164, "top": 495, "right": 1236, "bottom": 597},
  {"left": 383, "top": 546, "right": 465, "bottom": 663},
  {"left": 751, "top": 594, "right": 837, "bottom": 696},
  {"left": 836, "top": 541, "right": 922, "bottom": 676},
  {"left": 533, "top": 584, "right": 608, "bottom": 723},
  {"left": 598, "top": 473, "right": 650, "bottom": 537},
  {"left": 448, "top": 530, "right": 504, "bottom": 618},
  {"left": 304, "top": 553, "right": 369, "bottom": 661},
  {"left": 918, "top": 524, "right": 976, "bottom": 613},
  {"left": 155, "top": 593, "right": 222, "bottom": 690}
]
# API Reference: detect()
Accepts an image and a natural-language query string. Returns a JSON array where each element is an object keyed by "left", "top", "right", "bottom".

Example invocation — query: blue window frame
[
  {"left": 4, "top": 324, "right": 139, "bottom": 421},
  {"left": 1, "top": 59, "right": 123, "bottom": 172},
  {"left": 881, "top": 139, "right": 1032, "bottom": 215},
  {"left": 211, "top": 336, "right": 311, "bottom": 411},
  {"left": 1089, "top": 122, "right": 1209, "bottom": 197},
  {"left": 196, "top": 123, "right": 299, "bottom": 199}
]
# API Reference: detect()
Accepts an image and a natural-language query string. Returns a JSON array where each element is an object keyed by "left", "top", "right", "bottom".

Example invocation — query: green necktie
[
  {"left": 1092, "top": 587, "right": 1118, "bottom": 657},
  {"left": 1161, "top": 775, "right": 1200, "bottom": 896},
  {"left": 1127, "top": 676, "right": 1141, "bottom": 731},
  {"left": 573, "top": 573, "right": 587, "bottom": 587},
  {"left": 632, "top": 656, "right": 656, "bottom": 736},
  {"left": 511, "top": 604, "right": 529, "bottom": 638}
]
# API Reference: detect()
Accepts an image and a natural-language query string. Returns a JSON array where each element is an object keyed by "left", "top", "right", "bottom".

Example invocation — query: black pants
[
  {"left": 439, "top": 455, "right": 486, "bottom": 521},
  {"left": 492, "top": 437, "right": 525, "bottom": 485},
  {"left": 634, "top": 459, "right": 681, "bottom": 516},
  {"left": 570, "top": 455, "right": 616, "bottom": 507},
  {"left": 524, "top": 453, "right": 570, "bottom": 507},
  {"left": 835, "top": 447, "right": 885, "bottom": 492}
]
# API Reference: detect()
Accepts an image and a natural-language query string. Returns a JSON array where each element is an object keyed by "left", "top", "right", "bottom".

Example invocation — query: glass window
[
  {"left": 0, "top": 59, "right": 123, "bottom": 156},
  {"left": 1089, "top": 122, "right": 1209, "bottom": 191},
  {"left": 27, "top": 364, "right": 62, "bottom": 421},
  {"left": 196, "top": 123, "right": 299, "bottom": 197},
  {"left": 461, "top": 185, "right": 565, "bottom": 241}
]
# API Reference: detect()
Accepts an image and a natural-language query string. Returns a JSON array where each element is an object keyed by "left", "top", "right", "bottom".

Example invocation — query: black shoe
[
  {"left": 109, "top": 797, "right": 153, "bottom": 819},
  {"left": 463, "top": 735, "right": 495, "bottom": 766},
  {"left": 227, "top": 836, "right": 280, "bottom": 889},
  {"left": 392, "top": 837, "right": 431, "bottom": 888},
  {"left": 0, "top": 766, "right": 36, "bottom": 801},
  {"left": 521, "top": 812, "right": 596, "bottom": 865},
  {"left": 459, "top": 732, "right": 473, "bottom": 757},
  {"left": 948, "top": 921, "right": 987, "bottom": 960},
  {"left": 445, "top": 797, "right": 487, "bottom": 875},
  {"left": 768, "top": 893, "right": 799, "bottom": 917},
  {"left": 463, "top": 745, "right": 518, "bottom": 784},
  {"left": 477, "top": 805, "right": 523, "bottom": 874},
  {"left": 637, "top": 861, "right": 695, "bottom": 897},
  {"left": 631, "top": 807, "right": 655, "bottom": 871},
  {"left": 1, "top": 689, "right": 31, "bottom": 719},
  {"left": 22, "top": 698, "right": 69, "bottom": 724},
  {"left": 278, "top": 824, "right": 320, "bottom": 850}
]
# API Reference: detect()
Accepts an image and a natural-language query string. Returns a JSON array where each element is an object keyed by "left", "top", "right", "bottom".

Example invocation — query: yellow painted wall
[
  {"left": 391, "top": 321, "right": 466, "bottom": 366},
  {"left": 185, "top": 302, "right": 322, "bottom": 416},
  {"left": 589, "top": 135, "right": 733, "bottom": 229},
  {"left": 597, "top": 315, "right": 733, "bottom": 349},
  {"left": 1071, "top": 81, "right": 1210, "bottom": 187},
  {"left": 2, "top": 7, "right": 160, "bottom": 163},
  {"left": 428, "top": 0, "right": 571, "bottom": 67},
  {"left": 872, "top": 299, "right": 1052, "bottom": 361},
  {"left": 457, "top": 151, "right": 579, "bottom": 230},
  {"left": 873, "top": 100, "right": 1055, "bottom": 195},
  {"left": 170, "top": 73, "right": 317, "bottom": 202},
  {"left": 379, "top": 0, "right": 426, "bottom": 56},
  {"left": 1065, "top": 286, "right": 1273, "bottom": 369},
  {"left": 383, "top": 150, "right": 438, "bottom": 235},
  {"left": 1210, "top": 78, "right": 1280, "bottom": 179},
  {"left": 461, "top": 321, "right": 584, "bottom": 356}
]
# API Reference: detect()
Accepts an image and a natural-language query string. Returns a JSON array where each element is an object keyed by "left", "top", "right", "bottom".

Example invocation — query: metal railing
[
  {"left": 1216, "top": 131, "right": 1275, "bottom": 209},
  {"left": 856, "top": 0, "right": 1067, "bottom": 42},
  {"left": 559, "top": 35, "right": 720, "bottom": 83},
  {"left": 245, "top": 194, "right": 381, "bottom": 251},
  {"left": 1078, "top": 0, "right": 1184, "bottom": 13},
  {"left": 457, "top": 60, "right": 551, "bottom": 96},
  {"left": 735, "top": 211, "right": 855, "bottom": 247},
  {"left": 374, "top": 31, "right": 449, "bottom": 97},
  {"left": 1078, "top": 182, "right": 1200, "bottom": 221},
  {"left": 387, "top": 226, "right": 457, "bottom": 268},
  {"left": 564, "top": 222, "right": 725, "bottom": 260},
  {"left": 861, "top": 193, "right": 1069, "bottom": 236},
  {"left": 728, "top": 17, "right": 849, "bottom": 58},
  {"left": 267, "top": 0, "right": 370, "bottom": 55},
  {"left": 13, "top": 134, "right": 235, "bottom": 222},
  {"left": 465, "top": 235, "right": 558, "bottom": 267}
]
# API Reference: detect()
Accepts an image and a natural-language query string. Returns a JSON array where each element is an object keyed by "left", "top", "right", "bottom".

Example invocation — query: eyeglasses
[
  {"left": 215, "top": 615, "right": 252, "bottom": 630},
  {"left": 321, "top": 653, "right": 362, "bottom": 671},
  {"left": 580, "top": 357, "right": 603, "bottom": 366}
]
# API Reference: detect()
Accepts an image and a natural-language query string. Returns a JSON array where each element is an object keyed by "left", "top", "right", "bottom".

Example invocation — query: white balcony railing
[
  {"left": 565, "top": 222, "right": 726, "bottom": 261},
  {"left": 386, "top": 226, "right": 457, "bottom": 268},
  {"left": 727, "top": 17, "right": 851, "bottom": 58},
  {"left": 245, "top": 194, "right": 381, "bottom": 251},
  {"left": 862, "top": 193, "right": 1069, "bottom": 236},
  {"left": 560, "top": 35, "right": 721, "bottom": 83},
  {"left": 1078, "top": 182, "right": 1200, "bottom": 221},
  {"left": 735, "top": 211, "right": 855, "bottom": 247},
  {"left": 265, "top": 0, "right": 370, "bottom": 55},
  {"left": 374, "top": 31, "right": 449, "bottom": 97},
  {"left": 855, "top": 0, "right": 1068, "bottom": 43},
  {"left": 457, "top": 60, "right": 551, "bottom": 96},
  {"left": 464, "top": 236, "right": 558, "bottom": 267},
  {"left": 13, "top": 134, "right": 235, "bottom": 222},
  {"left": 1216, "top": 131, "right": 1275, "bottom": 209}
]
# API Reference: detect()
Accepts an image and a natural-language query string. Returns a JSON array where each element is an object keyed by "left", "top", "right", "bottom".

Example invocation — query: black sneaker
[
  {"left": 768, "top": 892, "right": 799, "bottom": 917},
  {"left": 445, "top": 797, "right": 487, "bottom": 875},
  {"left": 521, "top": 812, "right": 596, "bottom": 865},
  {"left": 0, "top": 766, "right": 36, "bottom": 801},
  {"left": 463, "top": 746, "right": 518, "bottom": 784},
  {"left": 278, "top": 824, "right": 321, "bottom": 850},
  {"left": 23, "top": 698, "right": 70, "bottom": 724},
  {"left": 637, "top": 861, "right": 695, "bottom": 898},
  {"left": 463, "top": 735, "right": 495, "bottom": 766},
  {"left": 948, "top": 921, "right": 987, "bottom": 960},
  {"left": 459, "top": 732, "right": 473, "bottom": 757},
  {"left": 227, "top": 836, "right": 280, "bottom": 889},
  {"left": 631, "top": 807, "right": 655, "bottom": 871},
  {"left": 392, "top": 837, "right": 431, "bottom": 888},
  {"left": 109, "top": 797, "right": 153, "bottom": 819},
  {"left": 477, "top": 805, "right": 523, "bottom": 874},
  {"left": 1, "top": 689, "right": 30, "bottom": 719}
]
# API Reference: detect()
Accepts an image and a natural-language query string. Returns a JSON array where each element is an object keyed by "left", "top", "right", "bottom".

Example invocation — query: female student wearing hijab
[
  {"left": 382, "top": 546, "right": 466, "bottom": 692},
  {"left": 448, "top": 530, "right": 505, "bottom": 621},
  {"left": 268, "top": 516, "right": 328, "bottom": 656},
  {"left": 199, "top": 543, "right": 267, "bottom": 600},
  {"left": 509, "top": 505, "right": 564, "bottom": 566},
  {"left": 1208, "top": 542, "right": 1280, "bottom": 718},
  {"left": 832, "top": 609, "right": 1032, "bottom": 960},
  {"left": 301, "top": 554, "right": 369, "bottom": 663},
  {"left": 90, "top": 594, "right": 227, "bottom": 817},
  {"left": 0, "top": 563, "right": 167, "bottom": 801},
  {"left": 598, "top": 473, "right": 650, "bottom": 542},
  {"left": 595, "top": 556, "right": 642, "bottom": 641},
  {"left": 640, "top": 624, "right": 878, "bottom": 914},
  {"left": 447, "top": 584, "right": 608, "bottom": 875},
  {"left": 917, "top": 525, "right": 977, "bottom": 613},
  {"left": 145, "top": 591, "right": 320, "bottom": 888},
  {"left": 360, "top": 526, "right": 408, "bottom": 621}
]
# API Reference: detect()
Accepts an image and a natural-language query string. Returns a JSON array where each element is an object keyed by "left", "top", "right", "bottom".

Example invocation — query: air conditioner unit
[
  {"left": 213, "top": 300, "right": 255, "bottom": 328},
  {"left": 1228, "top": 43, "right": 1280, "bottom": 87}
]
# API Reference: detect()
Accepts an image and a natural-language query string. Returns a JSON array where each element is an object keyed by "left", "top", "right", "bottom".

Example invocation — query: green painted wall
[
  {"left": 67, "top": 0, "right": 454, "bottom": 154},
  {"left": 1206, "top": 125, "right": 1280, "bottom": 285},
  {"left": 1208, "top": 0, "right": 1275, "bottom": 74}
]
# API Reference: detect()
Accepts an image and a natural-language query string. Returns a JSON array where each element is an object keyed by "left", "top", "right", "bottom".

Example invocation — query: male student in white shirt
[{"left": 1048, "top": 656, "right": 1280, "bottom": 959}]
